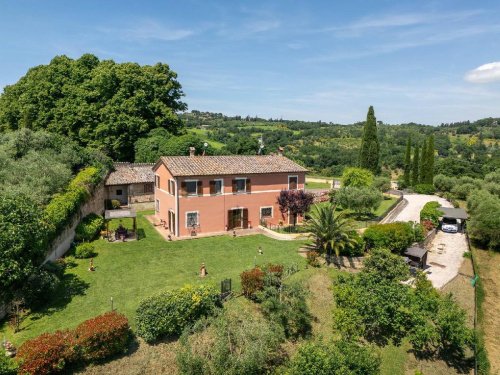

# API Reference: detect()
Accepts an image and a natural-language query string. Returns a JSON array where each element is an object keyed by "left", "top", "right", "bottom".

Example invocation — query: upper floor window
[
  {"left": 182, "top": 180, "right": 202, "bottom": 196},
  {"left": 288, "top": 175, "right": 298, "bottom": 190},
  {"left": 233, "top": 178, "right": 251, "bottom": 194},
  {"left": 168, "top": 180, "right": 175, "bottom": 195},
  {"left": 155, "top": 175, "right": 160, "bottom": 189},
  {"left": 210, "top": 179, "right": 223, "bottom": 195}
]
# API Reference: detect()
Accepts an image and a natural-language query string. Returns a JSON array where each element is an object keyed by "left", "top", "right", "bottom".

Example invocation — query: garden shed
[
  {"left": 404, "top": 246, "right": 428, "bottom": 268},
  {"left": 438, "top": 207, "right": 468, "bottom": 232}
]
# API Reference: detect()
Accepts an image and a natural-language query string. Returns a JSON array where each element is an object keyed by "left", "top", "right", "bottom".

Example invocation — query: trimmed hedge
[
  {"left": 363, "top": 222, "right": 424, "bottom": 254},
  {"left": 74, "top": 243, "right": 96, "bottom": 259},
  {"left": 17, "top": 312, "right": 130, "bottom": 374},
  {"left": 136, "top": 284, "right": 221, "bottom": 343},
  {"left": 420, "top": 201, "right": 443, "bottom": 227},
  {"left": 75, "top": 213, "right": 104, "bottom": 242}
]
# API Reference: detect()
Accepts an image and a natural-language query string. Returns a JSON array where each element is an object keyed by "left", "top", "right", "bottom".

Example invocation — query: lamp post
[{"left": 110, "top": 297, "right": 114, "bottom": 311}]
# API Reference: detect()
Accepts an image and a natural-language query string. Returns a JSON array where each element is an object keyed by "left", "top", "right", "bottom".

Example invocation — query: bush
[
  {"left": 136, "top": 284, "right": 221, "bottom": 342},
  {"left": 373, "top": 176, "right": 391, "bottom": 192},
  {"left": 74, "top": 243, "right": 96, "bottom": 259},
  {"left": 306, "top": 251, "right": 320, "bottom": 267},
  {"left": 420, "top": 201, "right": 443, "bottom": 227},
  {"left": 414, "top": 184, "right": 435, "bottom": 194},
  {"left": 0, "top": 355, "right": 17, "bottom": 375},
  {"left": 74, "top": 311, "right": 130, "bottom": 362},
  {"left": 433, "top": 174, "right": 457, "bottom": 192},
  {"left": 363, "top": 222, "right": 422, "bottom": 254},
  {"left": 241, "top": 268, "right": 265, "bottom": 299},
  {"left": 467, "top": 190, "right": 500, "bottom": 250},
  {"left": 342, "top": 167, "right": 374, "bottom": 187},
  {"left": 75, "top": 213, "right": 104, "bottom": 242},
  {"left": 19, "top": 269, "right": 60, "bottom": 310},
  {"left": 17, "top": 330, "right": 76, "bottom": 375},
  {"left": 111, "top": 199, "right": 121, "bottom": 209},
  {"left": 451, "top": 183, "right": 478, "bottom": 200},
  {"left": 335, "top": 186, "right": 383, "bottom": 216}
]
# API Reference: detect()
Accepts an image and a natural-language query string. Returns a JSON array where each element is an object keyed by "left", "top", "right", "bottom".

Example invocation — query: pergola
[
  {"left": 104, "top": 209, "right": 137, "bottom": 240},
  {"left": 404, "top": 246, "right": 428, "bottom": 268},
  {"left": 439, "top": 207, "right": 468, "bottom": 232}
]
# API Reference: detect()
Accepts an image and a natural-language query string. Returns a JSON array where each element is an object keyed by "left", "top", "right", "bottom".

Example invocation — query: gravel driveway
[{"left": 388, "top": 194, "right": 452, "bottom": 223}]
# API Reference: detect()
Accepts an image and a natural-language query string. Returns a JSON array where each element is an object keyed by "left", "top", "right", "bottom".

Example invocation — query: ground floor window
[
  {"left": 186, "top": 211, "right": 199, "bottom": 227},
  {"left": 116, "top": 189, "right": 123, "bottom": 196},
  {"left": 260, "top": 206, "right": 273, "bottom": 218},
  {"left": 155, "top": 199, "right": 160, "bottom": 212}
]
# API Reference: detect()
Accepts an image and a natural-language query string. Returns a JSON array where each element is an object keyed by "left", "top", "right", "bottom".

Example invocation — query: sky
[{"left": 1, "top": 0, "right": 500, "bottom": 125}]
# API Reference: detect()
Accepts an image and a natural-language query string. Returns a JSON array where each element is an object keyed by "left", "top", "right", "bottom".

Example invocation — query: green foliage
[
  {"left": 412, "top": 146, "right": 420, "bottom": 186},
  {"left": 304, "top": 203, "right": 358, "bottom": 257},
  {"left": 111, "top": 199, "right": 121, "bottom": 209},
  {"left": 0, "top": 54, "right": 187, "bottom": 161},
  {"left": 136, "top": 284, "right": 221, "bottom": 342},
  {"left": 0, "top": 355, "right": 17, "bottom": 375},
  {"left": 359, "top": 106, "right": 380, "bottom": 174},
  {"left": 373, "top": 176, "right": 391, "bottom": 192},
  {"left": 420, "top": 201, "right": 443, "bottom": 227},
  {"left": 287, "top": 339, "right": 380, "bottom": 375},
  {"left": 363, "top": 248, "right": 410, "bottom": 282},
  {"left": 0, "top": 194, "right": 48, "bottom": 304},
  {"left": 420, "top": 139, "right": 428, "bottom": 184},
  {"left": 306, "top": 251, "right": 320, "bottom": 267},
  {"left": 414, "top": 184, "right": 435, "bottom": 194},
  {"left": 426, "top": 134, "right": 435, "bottom": 183},
  {"left": 19, "top": 268, "right": 60, "bottom": 310},
  {"left": 177, "top": 311, "right": 284, "bottom": 375},
  {"left": 403, "top": 136, "right": 412, "bottom": 187},
  {"left": 363, "top": 222, "right": 423, "bottom": 254},
  {"left": 335, "top": 186, "right": 383, "bottom": 216},
  {"left": 75, "top": 213, "right": 104, "bottom": 242},
  {"left": 241, "top": 267, "right": 265, "bottom": 299},
  {"left": 74, "top": 243, "right": 96, "bottom": 259},
  {"left": 342, "top": 167, "right": 374, "bottom": 187},
  {"left": 433, "top": 174, "right": 457, "bottom": 192},
  {"left": 467, "top": 190, "right": 500, "bottom": 250}
]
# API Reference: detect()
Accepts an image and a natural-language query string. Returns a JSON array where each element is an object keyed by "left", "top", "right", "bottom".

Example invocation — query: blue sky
[{"left": 1, "top": 0, "right": 500, "bottom": 124}]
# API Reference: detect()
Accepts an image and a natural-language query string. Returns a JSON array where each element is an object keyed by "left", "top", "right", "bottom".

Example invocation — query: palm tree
[{"left": 303, "top": 203, "right": 358, "bottom": 261}]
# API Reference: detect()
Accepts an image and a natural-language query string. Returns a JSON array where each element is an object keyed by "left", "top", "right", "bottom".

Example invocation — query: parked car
[{"left": 441, "top": 217, "right": 458, "bottom": 233}]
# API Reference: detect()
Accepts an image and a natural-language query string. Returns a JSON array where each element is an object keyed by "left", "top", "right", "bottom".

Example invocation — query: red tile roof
[{"left": 105, "top": 163, "right": 154, "bottom": 186}]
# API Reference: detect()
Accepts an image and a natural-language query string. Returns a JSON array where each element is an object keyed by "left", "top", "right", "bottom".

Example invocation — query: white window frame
[
  {"left": 185, "top": 211, "right": 199, "bottom": 228},
  {"left": 185, "top": 179, "right": 199, "bottom": 196},
  {"left": 288, "top": 175, "right": 299, "bottom": 190},
  {"left": 168, "top": 179, "right": 175, "bottom": 196},
  {"left": 155, "top": 199, "right": 160, "bottom": 212},
  {"left": 213, "top": 178, "right": 224, "bottom": 195},
  {"left": 260, "top": 206, "right": 273, "bottom": 218},
  {"left": 234, "top": 177, "right": 247, "bottom": 194}
]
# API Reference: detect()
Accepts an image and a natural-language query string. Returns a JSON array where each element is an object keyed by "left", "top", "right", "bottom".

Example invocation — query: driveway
[{"left": 387, "top": 194, "right": 452, "bottom": 223}]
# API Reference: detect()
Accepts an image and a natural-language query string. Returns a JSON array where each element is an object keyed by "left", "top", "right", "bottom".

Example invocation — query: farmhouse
[
  {"left": 153, "top": 148, "right": 307, "bottom": 237},
  {"left": 105, "top": 162, "right": 155, "bottom": 207}
]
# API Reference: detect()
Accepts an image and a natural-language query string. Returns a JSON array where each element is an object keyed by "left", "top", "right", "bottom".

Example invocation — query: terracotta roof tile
[
  {"left": 158, "top": 155, "right": 308, "bottom": 177},
  {"left": 105, "top": 163, "right": 155, "bottom": 186}
]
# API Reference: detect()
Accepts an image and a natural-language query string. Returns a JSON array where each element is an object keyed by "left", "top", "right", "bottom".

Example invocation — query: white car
[{"left": 441, "top": 217, "right": 458, "bottom": 233}]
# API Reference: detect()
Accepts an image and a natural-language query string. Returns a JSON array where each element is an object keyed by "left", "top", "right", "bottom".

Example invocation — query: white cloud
[
  {"left": 98, "top": 20, "right": 194, "bottom": 42},
  {"left": 465, "top": 62, "right": 500, "bottom": 83}
]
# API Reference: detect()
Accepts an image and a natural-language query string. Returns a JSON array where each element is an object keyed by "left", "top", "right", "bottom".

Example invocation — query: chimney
[
  {"left": 189, "top": 147, "right": 196, "bottom": 157},
  {"left": 277, "top": 147, "right": 284, "bottom": 156}
]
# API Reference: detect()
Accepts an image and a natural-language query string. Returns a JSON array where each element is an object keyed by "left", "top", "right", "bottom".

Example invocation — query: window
[
  {"left": 186, "top": 211, "right": 199, "bottom": 227},
  {"left": 260, "top": 207, "right": 273, "bottom": 218},
  {"left": 210, "top": 179, "right": 223, "bottom": 195},
  {"left": 144, "top": 183, "right": 154, "bottom": 193},
  {"left": 155, "top": 199, "right": 160, "bottom": 212},
  {"left": 288, "top": 175, "right": 298, "bottom": 190},
  {"left": 155, "top": 175, "right": 160, "bottom": 189},
  {"left": 186, "top": 181, "right": 198, "bottom": 196},
  {"left": 168, "top": 179, "right": 175, "bottom": 195},
  {"left": 116, "top": 189, "right": 123, "bottom": 196},
  {"left": 233, "top": 178, "right": 247, "bottom": 193}
]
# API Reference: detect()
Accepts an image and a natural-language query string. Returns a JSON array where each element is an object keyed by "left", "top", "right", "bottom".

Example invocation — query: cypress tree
[
  {"left": 359, "top": 106, "right": 380, "bottom": 174},
  {"left": 403, "top": 136, "right": 411, "bottom": 187},
  {"left": 419, "top": 139, "right": 427, "bottom": 184},
  {"left": 411, "top": 146, "right": 419, "bottom": 186},
  {"left": 427, "top": 135, "right": 435, "bottom": 184}
]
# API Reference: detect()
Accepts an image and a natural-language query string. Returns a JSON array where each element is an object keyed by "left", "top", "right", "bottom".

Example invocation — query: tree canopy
[
  {"left": 0, "top": 54, "right": 187, "bottom": 161},
  {"left": 359, "top": 106, "right": 380, "bottom": 174}
]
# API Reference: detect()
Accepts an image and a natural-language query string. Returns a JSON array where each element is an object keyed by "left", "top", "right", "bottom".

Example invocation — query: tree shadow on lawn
[
  {"left": 28, "top": 273, "right": 90, "bottom": 321},
  {"left": 409, "top": 347, "right": 474, "bottom": 374}
]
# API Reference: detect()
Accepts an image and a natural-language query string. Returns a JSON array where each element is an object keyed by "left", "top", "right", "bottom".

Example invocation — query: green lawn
[
  {"left": 187, "top": 128, "right": 225, "bottom": 149},
  {"left": 374, "top": 196, "right": 399, "bottom": 217},
  {"left": 2, "top": 211, "right": 306, "bottom": 345},
  {"left": 305, "top": 181, "right": 331, "bottom": 189}
]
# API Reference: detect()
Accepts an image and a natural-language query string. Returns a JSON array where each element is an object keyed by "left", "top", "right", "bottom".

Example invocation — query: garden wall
[{"left": 44, "top": 183, "right": 106, "bottom": 262}]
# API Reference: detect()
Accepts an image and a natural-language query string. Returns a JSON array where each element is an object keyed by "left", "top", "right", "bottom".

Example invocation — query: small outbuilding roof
[
  {"left": 105, "top": 163, "right": 154, "bottom": 186},
  {"left": 155, "top": 155, "right": 308, "bottom": 177},
  {"left": 439, "top": 207, "right": 468, "bottom": 220},
  {"left": 104, "top": 209, "right": 137, "bottom": 220},
  {"left": 404, "top": 247, "right": 428, "bottom": 259}
]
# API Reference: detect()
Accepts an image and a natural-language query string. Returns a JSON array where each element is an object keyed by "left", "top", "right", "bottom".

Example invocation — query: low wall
[{"left": 44, "top": 183, "right": 106, "bottom": 262}]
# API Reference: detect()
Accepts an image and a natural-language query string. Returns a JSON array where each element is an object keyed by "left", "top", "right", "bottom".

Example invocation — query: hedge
[
  {"left": 44, "top": 166, "right": 103, "bottom": 241},
  {"left": 74, "top": 243, "right": 96, "bottom": 259},
  {"left": 420, "top": 201, "right": 443, "bottom": 227},
  {"left": 16, "top": 312, "right": 130, "bottom": 374},
  {"left": 136, "top": 284, "right": 221, "bottom": 343},
  {"left": 363, "top": 222, "right": 424, "bottom": 254},
  {"left": 241, "top": 268, "right": 265, "bottom": 299},
  {"left": 75, "top": 213, "right": 104, "bottom": 242}
]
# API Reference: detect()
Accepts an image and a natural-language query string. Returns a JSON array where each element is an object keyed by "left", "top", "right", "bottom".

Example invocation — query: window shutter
[
  {"left": 227, "top": 210, "right": 233, "bottom": 230},
  {"left": 232, "top": 179, "right": 237, "bottom": 193},
  {"left": 209, "top": 180, "right": 215, "bottom": 195},
  {"left": 180, "top": 181, "right": 187, "bottom": 196},
  {"left": 242, "top": 208, "right": 249, "bottom": 229},
  {"left": 246, "top": 178, "right": 251, "bottom": 193},
  {"left": 197, "top": 181, "right": 203, "bottom": 195}
]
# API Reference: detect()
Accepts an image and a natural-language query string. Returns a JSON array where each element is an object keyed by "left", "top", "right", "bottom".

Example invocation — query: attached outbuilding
[
  {"left": 439, "top": 207, "right": 468, "bottom": 233},
  {"left": 404, "top": 246, "right": 428, "bottom": 268},
  {"left": 105, "top": 163, "right": 155, "bottom": 208}
]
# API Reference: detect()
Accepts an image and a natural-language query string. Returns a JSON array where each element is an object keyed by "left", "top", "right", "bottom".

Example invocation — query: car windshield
[{"left": 443, "top": 217, "right": 457, "bottom": 225}]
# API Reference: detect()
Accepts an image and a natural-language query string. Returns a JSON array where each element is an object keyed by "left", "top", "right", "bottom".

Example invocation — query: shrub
[
  {"left": 373, "top": 176, "right": 391, "bottom": 192},
  {"left": 0, "top": 355, "right": 17, "bottom": 375},
  {"left": 420, "top": 201, "right": 443, "bottom": 227},
  {"left": 111, "top": 199, "right": 121, "bottom": 209},
  {"left": 335, "top": 186, "right": 383, "bottom": 216},
  {"left": 306, "top": 251, "right": 320, "bottom": 267},
  {"left": 17, "top": 330, "right": 76, "bottom": 375},
  {"left": 342, "top": 167, "right": 374, "bottom": 187},
  {"left": 74, "top": 243, "right": 96, "bottom": 259},
  {"left": 136, "top": 284, "right": 221, "bottom": 342},
  {"left": 74, "top": 311, "right": 130, "bottom": 362},
  {"left": 363, "top": 222, "right": 421, "bottom": 254},
  {"left": 433, "top": 174, "right": 456, "bottom": 192},
  {"left": 414, "top": 184, "right": 435, "bottom": 194},
  {"left": 75, "top": 213, "right": 104, "bottom": 242},
  {"left": 19, "top": 269, "right": 60, "bottom": 310},
  {"left": 241, "top": 268, "right": 265, "bottom": 299},
  {"left": 451, "top": 183, "right": 478, "bottom": 200}
]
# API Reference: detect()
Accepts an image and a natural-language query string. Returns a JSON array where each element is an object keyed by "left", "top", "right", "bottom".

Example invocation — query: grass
[
  {"left": 1, "top": 211, "right": 306, "bottom": 345},
  {"left": 186, "top": 128, "right": 225, "bottom": 149},
  {"left": 379, "top": 342, "right": 409, "bottom": 375},
  {"left": 305, "top": 181, "right": 331, "bottom": 189}
]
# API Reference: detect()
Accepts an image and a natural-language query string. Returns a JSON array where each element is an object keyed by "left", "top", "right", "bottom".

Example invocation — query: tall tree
[
  {"left": 412, "top": 146, "right": 420, "bottom": 186},
  {"left": 403, "top": 137, "right": 412, "bottom": 187},
  {"left": 359, "top": 106, "right": 380, "bottom": 174},
  {"left": 427, "top": 135, "right": 435, "bottom": 184},
  {"left": 419, "top": 139, "right": 428, "bottom": 184}
]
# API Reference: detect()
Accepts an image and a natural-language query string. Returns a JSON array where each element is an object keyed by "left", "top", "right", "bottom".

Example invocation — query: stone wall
[{"left": 44, "top": 183, "right": 106, "bottom": 262}]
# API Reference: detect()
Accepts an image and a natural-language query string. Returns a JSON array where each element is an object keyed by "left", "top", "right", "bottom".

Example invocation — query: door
[
  {"left": 228, "top": 209, "right": 243, "bottom": 229},
  {"left": 168, "top": 210, "right": 176, "bottom": 235}
]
